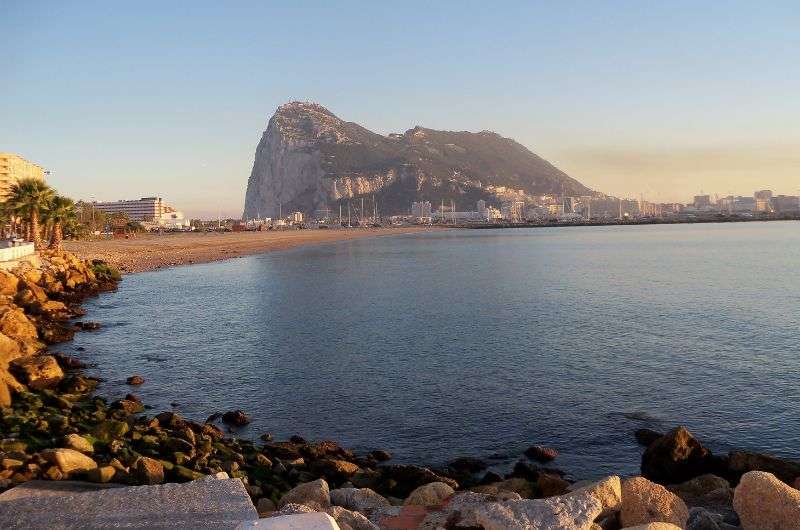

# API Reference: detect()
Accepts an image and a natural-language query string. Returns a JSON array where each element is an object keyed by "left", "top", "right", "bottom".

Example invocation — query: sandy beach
[{"left": 63, "top": 226, "right": 442, "bottom": 274}]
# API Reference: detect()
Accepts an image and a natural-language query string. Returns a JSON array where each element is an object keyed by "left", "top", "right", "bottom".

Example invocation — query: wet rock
[
  {"left": 126, "top": 375, "right": 144, "bottom": 385},
  {"left": 480, "top": 471, "right": 503, "bottom": 485},
  {"left": 727, "top": 450, "right": 800, "bottom": 485},
  {"left": 221, "top": 409, "right": 250, "bottom": 426},
  {"left": 621, "top": 476, "right": 689, "bottom": 527},
  {"left": 112, "top": 398, "right": 144, "bottom": 414},
  {"left": 10, "top": 355, "right": 64, "bottom": 390},
  {"left": 59, "top": 374, "right": 98, "bottom": 394},
  {"left": 132, "top": 456, "right": 165, "bottom": 485},
  {"left": 92, "top": 419, "right": 129, "bottom": 443},
  {"left": 259, "top": 432, "right": 273, "bottom": 442},
  {"left": 447, "top": 456, "right": 487, "bottom": 474},
  {"left": 290, "top": 435, "right": 307, "bottom": 444},
  {"left": 368, "top": 450, "right": 392, "bottom": 462},
  {"left": 311, "top": 458, "right": 361, "bottom": 484},
  {"left": 378, "top": 464, "right": 459, "bottom": 498},
  {"left": 472, "top": 478, "right": 535, "bottom": 499},
  {"left": 51, "top": 352, "right": 86, "bottom": 369},
  {"left": 668, "top": 474, "right": 735, "bottom": 522},
  {"left": 733, "top": 470, "right": 800, "bottom": 530},
  {"left": 155, "top": 411, "right": 186, "bottom": 429},
  {"left": 524, "top": 445, "right": 558, "bottom": 462},
  {"left": 641, "top": 426, "right": 714, "bottom": 484},
  {"left": 636, "top": 428, "right": 664, "bottom": 447},
  {"left": 511, "top": 461, "right": 540, "bottom": 481},
  {"left": 330, "top": 487, "right": 391, "bottom": 515},
  {"left": 255, "top": 497, "right": 276, "bottom": 516},
  {"left": 75, "top": 321, "right": 101, "bottom": 330},
  {"left": 41, "top": 448, "right": 97, "bottom": 476},
  {"left": 404, "top": 481, "right": 455, "bottom": 507},
  {"left": 279, "top": 478, "right": 331, "bottom": 511},
  {"left": 63, "top": 433, "right": 94, "bottom": 454},
  {"left": 473, "top": 489, "right": 603, "bottom": 530}
]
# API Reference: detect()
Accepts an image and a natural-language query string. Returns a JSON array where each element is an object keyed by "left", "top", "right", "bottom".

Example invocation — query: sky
[{"left": 3, "top": 1, "right": 799, "bottom": 217}]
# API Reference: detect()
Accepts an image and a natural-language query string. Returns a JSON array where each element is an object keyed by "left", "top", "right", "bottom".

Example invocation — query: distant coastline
[{"left": 63, "top": 226, "right": 445, "bottom": 274}]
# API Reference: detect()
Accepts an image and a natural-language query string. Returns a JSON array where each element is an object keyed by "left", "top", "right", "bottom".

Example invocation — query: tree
[
  {"left": 6, "top": 177, "right": 55, "bottom": 249},
  {"left": 44, "top": 195, "right": 77, "bottom": 251}
]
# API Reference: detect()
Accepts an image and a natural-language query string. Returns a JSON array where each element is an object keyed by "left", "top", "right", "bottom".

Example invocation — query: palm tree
[
  {"left": 44, "top": 196, "right": 77, "bottom": 251},
  {"left": 6, "top": 177, "right": 55, "bottom": 249}
]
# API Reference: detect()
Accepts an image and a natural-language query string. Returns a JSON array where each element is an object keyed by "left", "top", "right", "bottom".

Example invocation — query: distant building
[
  {"left": 290, "top": 211, "right": 304, "bottom": 223},
  {"left": 693, "top": 195, "right": 712, "bottom": 209},
  {"left": 771, "top": 195, "right": 800, "bottom": 213},
  {"left": 92, "top": 197, "right": 177, "bottom": 221},
  {"left": 0, "top": 153, "right": 46, "bottom": 202},
  {"left": 754, "top": 190, "right": 774, "bottom": 212},
  {"left": 411, "top": 201, "right": 432, "bottom": 220}
]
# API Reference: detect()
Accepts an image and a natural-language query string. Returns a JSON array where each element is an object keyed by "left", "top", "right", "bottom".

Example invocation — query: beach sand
[{"left": 63, "top": 226, "right": 442, "bottom": 274}]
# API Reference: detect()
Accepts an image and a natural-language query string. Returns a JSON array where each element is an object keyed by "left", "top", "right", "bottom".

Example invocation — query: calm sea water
[{"left": 70, "top": 222, "right": 800, "bottom": 479}]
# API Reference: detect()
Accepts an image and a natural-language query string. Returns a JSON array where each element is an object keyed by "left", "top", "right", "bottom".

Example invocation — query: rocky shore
[{"left": 1, "top": 252, "right": 800, "bottom": 529}]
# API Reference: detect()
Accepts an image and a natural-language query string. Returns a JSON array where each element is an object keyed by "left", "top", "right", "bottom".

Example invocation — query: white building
[{"left": 93, "top": 197, "right": 178, "bottom": 222}]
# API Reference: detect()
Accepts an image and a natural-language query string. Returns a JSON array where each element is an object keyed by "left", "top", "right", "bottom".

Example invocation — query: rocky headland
[
  {"left": 243, "top": 102, "right": 591, "bottom": 219},
  {"left": 1, "top": 253, "right": 800, "bottom": 529}
]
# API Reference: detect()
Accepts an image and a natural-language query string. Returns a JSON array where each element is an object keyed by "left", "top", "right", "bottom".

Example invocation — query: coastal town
[{"left": 2, "top": 149, "right": 800, "bottom": 530}]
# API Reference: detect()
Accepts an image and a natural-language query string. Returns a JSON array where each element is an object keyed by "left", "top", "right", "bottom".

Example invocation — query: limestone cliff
[{"left": 243, "top": 102, "right": 591, "bottom": 219}]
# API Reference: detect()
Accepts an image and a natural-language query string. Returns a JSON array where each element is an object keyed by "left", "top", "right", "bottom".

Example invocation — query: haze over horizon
[{"left": 3, "top": 1, "right": 798, "bottom": 218}]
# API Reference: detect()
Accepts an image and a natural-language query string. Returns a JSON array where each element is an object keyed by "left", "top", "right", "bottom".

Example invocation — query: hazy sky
[{"left": 3, "top": 1, "right": 798, "bottom": 217}]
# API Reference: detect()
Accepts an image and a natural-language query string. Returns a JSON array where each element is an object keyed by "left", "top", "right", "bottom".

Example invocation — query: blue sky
[{"left": 3, "top": 1, "right": 799, "bottom": 217}]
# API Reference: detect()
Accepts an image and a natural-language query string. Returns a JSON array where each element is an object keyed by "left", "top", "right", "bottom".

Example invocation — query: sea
[{"left": 70, "top": 221, "right": 800, "bottom": 479}]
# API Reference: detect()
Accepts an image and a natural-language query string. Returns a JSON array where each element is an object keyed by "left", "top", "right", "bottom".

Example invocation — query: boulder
[
  {"left": 0, "top": 378, "right": 10, "bottom": 408},
  {"left": 525, "top": 445, "right": 559, "bottom": 462},
  {"left": 0, "top": 333, "right": 23, "bottom": 367},
  {"left": 310, "top": 458, "right": 361, "bottom": 483},
  {"left": 132, "top": 456, "right": 165, "bottom": 485},
  {"left": 635, "top": 428, "right": 664, "bottom": 447},
  {"left": 278, "top": 478, "right": 331, "bottom": 511},
  {"left": 221, "top": 409, "right": 250, "bottom": 426},
  {"left": 733, "top": 470, "right": 800, "bottom": 530},
  {"left": 92, "top": 419, "right": 130, "bottom": 443},
  {"left": 473, "top": 489, "right": 603, "bottom": 530},
  {"left": 327, "top": 505, "right": 380, "bottom": 530},
  {"left": 447, "top": 456, "right": 487, "bottom": 474},
  {"left": 330, "top": 487, "right": 391, "bottom": 515},
  {"left": 472, "top": 478, "right": 536, "bottom": 499},
  {"left": 537, "top": 472, "right": 570, "bottom": 497},
  {"left": 667, "top": 474, "right": 735, "bottom": 522},
  {"left": 368, "top": 450, "right": 392, "bottom": 462},
  {"left": 0, "top": 270, "right": 19, "bottom": 296},
  {"left": 63, "top": 433, "right": 94, "bottom": 454},
  {"left": 728, "top": 451, "right": 800, "bottom": 485},
  {"left": 87, "top": 465, "right": 116, "bottom": 483},
  {"left": 126, "top": 375, "right": 144, "bottom": 385},
  {"left": 404, "top": 481, "right": 455, "bottom": 507},
  {"left": 566, "top": 475, "right": 621, "bottom": 519},
  {"left": 41, "top": 448, "right": 98, "bottom": 476},
  {"left": 641, "top": 426, "right": 713, "bottom": 484},
  {"left": 377, "top": 464, "right": 458, "bottom": 498},
  {"left": 685, "top": 507, "right": 728, "bottom": 530},
  {"left": 10, "top": 355, "right": 64, "bottom": 389},
  {"left": 0, "top": 307, "right": 39, "bottom": 342},
  {"left": 621, "top": 476, "right": 689, "bottom": 527}
]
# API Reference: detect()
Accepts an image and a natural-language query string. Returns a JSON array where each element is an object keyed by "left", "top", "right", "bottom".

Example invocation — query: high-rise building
[
  {"left": 92, "top": 197, "right": 176, "bottom": 221},
  {"left": 693, "top": 195, "right": 712, "bottom": 209},
  {"left": 0, "top": 153, "right": 46, "bottom": 202},
  {"left": 771, "top": 195, "right": 800, "bottom": 213},
  {"left": 754, "top": 190, "right": 774, "bottom": 212}
]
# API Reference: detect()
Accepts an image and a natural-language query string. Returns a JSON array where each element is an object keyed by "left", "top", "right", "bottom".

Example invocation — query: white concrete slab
[{"left": 236, "top": 513, "right": 340, "bottom": 530}]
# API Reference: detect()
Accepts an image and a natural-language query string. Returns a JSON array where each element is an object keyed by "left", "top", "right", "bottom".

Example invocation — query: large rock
[
  {"left": 728, "top": 451, "right": 800, "bottom": 485},
  {"left": 668, "top": 474, "right": 735, "bottom": 522},
  {"left": 41, "top": 448, "right": 98, "bottom": 476},
  {"left": 377, "top": 464, "right": 458, "bottom": 498},
  {"left": 326, "top": 505, "right": 380, "bottom": 530},
  {"left": 621, "top": 476, "right": 689, "bottom": 527},
  {"left": 642, "top": 426, "right": 714, "bottom": 484},
  {"left": 279, "top": 478, "right": 331, "bottom": 511},
  {"left": 473, "top": 489, "right": 603, "bottom": 530},
  {"left": 403, "top": 481, "right": 454, "bottom": 507},
  {"left": 63, "top": 434, "right": 94, "bottom": 454},
  {"left": 242, "top": 102, "right": 590, "bottom": 219},
  {"left": 310, "top": 458, "right": 361, "bottom": 484},
  {"left": 566, "top": 475, "right": 621, "bottom": 519},
  {"left": 0, "top": 270, "right": 19, "bottom": 296},
  {"left": 132, "top": 456, "right": 165, "bottom": 485},
  {"left": 0, "top": 307, "right": 39, "bottom": 343},
  {"left": 0, "top": 333, "right": 23, "bottom": 367},
  {"left": 733, "top": 470, "right": 800, "bottom": 530},
  {"left": 330, "top": 487, "right": 391, "bottom": 515},
  {"left": 10, "top": 355, "right": 64, "bottom": 389}
]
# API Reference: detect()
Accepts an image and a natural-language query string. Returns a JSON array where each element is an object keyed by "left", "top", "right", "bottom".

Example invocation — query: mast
[
  {"left": 361, "top": 197, "right": 364, "bottom": 224},
  {"left": 348, "top": 202, "right": 351, "bottom": 227},
  {"left": 339, "top": 204, "right": 342, "bottom": 225}
]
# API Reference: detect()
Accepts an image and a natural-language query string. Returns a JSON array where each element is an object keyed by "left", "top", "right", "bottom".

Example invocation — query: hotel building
[{"left": 0, "top": 153, "right": 46, "bottom": 202}]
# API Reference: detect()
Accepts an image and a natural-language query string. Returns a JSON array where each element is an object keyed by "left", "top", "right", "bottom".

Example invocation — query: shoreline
[
  {"left": 63, "top": 226, "right": 445, "bottom": 275},
  {"left": 2, "top": 253, "right": 800, "bottom": 528}
]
